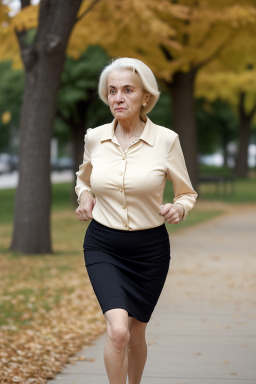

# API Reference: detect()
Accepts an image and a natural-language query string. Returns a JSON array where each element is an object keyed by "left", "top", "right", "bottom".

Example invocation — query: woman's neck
[{"left": 116, "top": 117, "right": 145, "bottom": 138}]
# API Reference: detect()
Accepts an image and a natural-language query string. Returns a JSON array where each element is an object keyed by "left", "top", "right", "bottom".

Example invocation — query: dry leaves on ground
[{"left": 0, "top": 213, "right": 106, "bottom": 384}]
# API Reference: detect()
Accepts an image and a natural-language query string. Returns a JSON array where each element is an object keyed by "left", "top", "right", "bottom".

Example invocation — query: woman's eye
[
  {"left": 109, "top": 89, "right": 115, "bottom": 95},
  {"left": 125, "top": 88, "right": 132, "bottom": 93}
]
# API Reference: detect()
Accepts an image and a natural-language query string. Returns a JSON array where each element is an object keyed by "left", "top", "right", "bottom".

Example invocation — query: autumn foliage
[{"left": 0, "top": 211, "right": 105, "bottom": 383}]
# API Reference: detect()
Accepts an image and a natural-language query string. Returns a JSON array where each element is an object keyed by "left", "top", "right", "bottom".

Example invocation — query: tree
[
  {"left": 197, "top": 69, "right": 256, "bottom": 177},
  {"left": 196, "top": 98, "right": 238, "bottom": 167},
  {"left": 197, "top": 22, "right": 256, "bottom": 178},
  {"left": 66, "top": 0, "right": 256, "bottom": 186},
  {"left": 7, "top": 0, "right": 103, "bottom": 254}
]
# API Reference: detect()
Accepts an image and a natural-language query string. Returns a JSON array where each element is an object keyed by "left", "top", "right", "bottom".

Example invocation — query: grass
[
  {"left": 197, "top": 165, "right": 256, "bottom": 203},
  {"left": 198, "top": 177, "right": 256, "bottom": 203}
]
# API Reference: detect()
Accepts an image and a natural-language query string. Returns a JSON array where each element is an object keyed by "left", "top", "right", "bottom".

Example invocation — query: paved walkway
[{"left": 49, "top": 206, "right": 256, "bottom": 384}]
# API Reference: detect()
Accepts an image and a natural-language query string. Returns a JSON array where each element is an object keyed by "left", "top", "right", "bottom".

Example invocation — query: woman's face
[{"left": 107, "top": 69, "right": 149, "bottom": 121}]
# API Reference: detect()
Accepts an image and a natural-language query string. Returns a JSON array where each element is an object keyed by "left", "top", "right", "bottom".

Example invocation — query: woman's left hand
[{"left": 159, "top": 203, "right": 184, "bottom": 224}]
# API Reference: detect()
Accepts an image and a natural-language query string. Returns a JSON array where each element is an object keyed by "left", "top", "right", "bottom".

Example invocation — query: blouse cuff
[
  {"left": 77, "top": 187, "right": 93, "bottom": 204},
  {"left": 173, "top": 202, "right": 190, "bottom": 221}
]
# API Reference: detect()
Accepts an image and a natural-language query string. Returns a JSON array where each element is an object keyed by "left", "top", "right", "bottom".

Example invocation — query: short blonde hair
[{"left": 98, "top": 58, "right": 160, "bottom": 115}]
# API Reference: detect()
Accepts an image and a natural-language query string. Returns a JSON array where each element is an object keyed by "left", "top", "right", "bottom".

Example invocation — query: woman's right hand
[{"left": 76, "top": 191, "right": 96, "bottom": 221}]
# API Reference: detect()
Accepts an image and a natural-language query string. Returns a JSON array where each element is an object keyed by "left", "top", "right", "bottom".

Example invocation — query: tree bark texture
[
  {"left": 11, "top": 0, "right": 83, "bottom": 254},
  {"left": 70, "top": 101, "right": 88, "bottom": 202},
  {"left": 235, "top": 92, "right": 254, "bottom": 178},
  {"left": 167, "top": 70, "right": 198, "bottom": 188}
]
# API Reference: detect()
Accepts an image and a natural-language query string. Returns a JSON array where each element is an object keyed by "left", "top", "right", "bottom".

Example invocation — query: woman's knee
[{"left": 107, "top": 323, "right": 130, "bottom": 352}]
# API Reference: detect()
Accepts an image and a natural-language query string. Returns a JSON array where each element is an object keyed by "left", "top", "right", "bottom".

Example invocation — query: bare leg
[
  {"left": 104, "top": 308, "right": 129, "bottom": 384},
  {"left": 127, "top": 317, "right": 148, "bottom": 384}
]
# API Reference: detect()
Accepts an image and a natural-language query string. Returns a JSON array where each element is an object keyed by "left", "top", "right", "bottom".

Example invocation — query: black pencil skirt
[{"left": 83, "top": 219, "right": 171, "bottom": 323}]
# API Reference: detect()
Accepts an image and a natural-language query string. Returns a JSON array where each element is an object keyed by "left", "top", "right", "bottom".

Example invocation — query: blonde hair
[{"left": 98, "top": 58, "right": 160, "bottom": 115}]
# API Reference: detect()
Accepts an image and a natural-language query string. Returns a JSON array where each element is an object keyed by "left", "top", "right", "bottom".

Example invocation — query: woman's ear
[{"left": 144, "top": 92, "right": 151, "bottom": 104}]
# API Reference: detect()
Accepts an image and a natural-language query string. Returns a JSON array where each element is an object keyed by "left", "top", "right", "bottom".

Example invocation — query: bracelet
[
  {"left": 173, "top": 203, "right": 189, "bottom": 221},
  {"left": 77, "top": 189, "right": 93, "bottom": 204}
]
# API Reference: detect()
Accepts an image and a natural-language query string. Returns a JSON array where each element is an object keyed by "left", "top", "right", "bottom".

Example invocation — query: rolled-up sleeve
[
  {"left": 166, "top": 135, "right": 197, "bottom": 216},
  {"left": 75, "top": 133, "right": 93, "bottom": 201}
]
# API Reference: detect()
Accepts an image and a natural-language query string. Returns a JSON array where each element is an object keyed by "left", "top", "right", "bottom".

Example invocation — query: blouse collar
[{"left": 101, "top": 116, "right": 156, "bottom": 147}]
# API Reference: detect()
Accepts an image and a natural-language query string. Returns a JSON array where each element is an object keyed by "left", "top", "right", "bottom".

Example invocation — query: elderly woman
[{"left": 75, "top": 58, "right": 197, "bottom": 384}]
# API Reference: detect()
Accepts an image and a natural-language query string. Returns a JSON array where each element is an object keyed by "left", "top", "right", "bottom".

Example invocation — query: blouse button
[
  {"left": 123, "top": 223, "right": 127, "bottom": 227},
  {"left": 119, "top": 188, "right": 123, "bottom": 192},
  {"left": 122, "top": 205, "right": 126, "bottom": 209}
]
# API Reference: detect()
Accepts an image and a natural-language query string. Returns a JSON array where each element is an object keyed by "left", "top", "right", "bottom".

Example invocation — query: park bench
[{"left": 198, "top": 174, "right": 235, "bottom": 196}]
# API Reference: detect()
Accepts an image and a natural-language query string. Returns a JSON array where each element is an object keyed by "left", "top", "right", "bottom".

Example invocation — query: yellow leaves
[
  {"left": 220, "top": 4, "right": 256, "bottom": 28},
  {"left": 2, "top": 0, "right": 256, "bottom": 83},
  {"left": 0, "top": 3, "right": 19, "bottom": 65},
  {"left": 69, "top": 0, "right": 187, "bottom": 66},
  {"left": 169, "top": 4, "right": 191, "bottom": 20},
  {"left": 197, "top": 68, "right": 256, "bottom": 113},
  {"left": 69, "top": 0, "right": 256, "bottom": 82},
  {"left": 1, "top": 110, "right": 11, "bottom": 124},
  {"left": 12, "top": 4, "right": 38, "bottom": 32}
]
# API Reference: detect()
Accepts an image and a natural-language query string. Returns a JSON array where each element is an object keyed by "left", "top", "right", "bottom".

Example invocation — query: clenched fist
[{"left": 76, "top": 191, "right": 96, "bottom": 221}]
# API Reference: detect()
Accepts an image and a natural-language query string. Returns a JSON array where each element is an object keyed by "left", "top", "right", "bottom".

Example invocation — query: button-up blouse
[{"left": 75, "top": 117, "right": 197, "bottom": 231}]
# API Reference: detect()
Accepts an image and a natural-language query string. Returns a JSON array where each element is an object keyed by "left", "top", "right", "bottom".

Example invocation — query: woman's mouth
[{"left": 115, "top": 107, "right": 125, "bottom": 111}]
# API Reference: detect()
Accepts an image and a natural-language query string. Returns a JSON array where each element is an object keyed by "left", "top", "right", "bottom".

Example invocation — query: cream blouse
[{"left": 75, "top": 117, "right": 197, "bottom": 231}]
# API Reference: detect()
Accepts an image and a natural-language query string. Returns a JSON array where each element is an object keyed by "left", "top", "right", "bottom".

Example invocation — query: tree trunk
[
  {"left": 167, "top": 69, "right": 198, "bottom": 188},
  {"left": 235, "top": 118, "right": 251, "bottom": 178},
  {"left": 70, "top": 102, "right": 87, "bottom": 203},
  {"left": 220, "top": 127, "right": 230, "bottom": 168},
  {"left": 11, "top": 0, "right": 82, "bottom": 254},
  {"left": 235, "top": 92, "right": 254, "bottom": 178},
  {"left": 72, "top": 123, "right": 86, "bottom": 182},
  {"left": 223, "top": 144, "right": 228, "bottom": 168}
]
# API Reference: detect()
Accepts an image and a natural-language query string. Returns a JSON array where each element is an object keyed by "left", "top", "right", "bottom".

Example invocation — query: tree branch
[
  {"left": 15, "top": 0, "right": 31, "bottom": 50},
  {"left": 238, "top": 91, "right": 246, "bottom": 119},
  {"left": 195, "top": 33, "right": 234, "bottom": 71},
  {"left": 238, "top": 91, "right": 256, "bottom": 122},
  {"left": 15, "top": 0, "right": 37, "bottom": 69},
  {"left": 33, "top": 0, "right": 52, "bottom": 49},
  {"left": 21, "top": 0, "right": 31, "bottom": 9},
  {"left": 195, "top": 21, "right": 217, "bottom": 50},
  {"left": 159, "top": 44, "right": 174, "bottom": 62},
  {"left": 248, "top": 100, "right": 256, "bottom": 121},
  {"left": 76, "top": 0, "right": 102, "bottom": 22}
]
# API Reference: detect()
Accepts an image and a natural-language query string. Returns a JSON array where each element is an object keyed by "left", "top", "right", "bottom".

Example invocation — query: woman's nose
[{"left": 115, "top": 91, "right": 124, "bottom": 103}]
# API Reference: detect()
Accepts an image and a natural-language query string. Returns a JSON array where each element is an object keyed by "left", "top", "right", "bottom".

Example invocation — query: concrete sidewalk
[{"left": 48, "top": 206, "right": 256, "bottom": 384}]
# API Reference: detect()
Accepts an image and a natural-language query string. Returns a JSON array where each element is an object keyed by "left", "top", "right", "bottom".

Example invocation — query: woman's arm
[
  {"left": 160, "top": 134, "right": 197, "bottom": 224},
  {"left": 75, "top": 132, "right": 96, "bottom": 221}
]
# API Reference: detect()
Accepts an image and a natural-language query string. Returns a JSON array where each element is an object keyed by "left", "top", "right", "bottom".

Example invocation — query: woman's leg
[
  {"left": 127, "top": 317, "right": 148, "bottom": 384},
  {"left": 104, "top": 308, "right": 130, "bottom": 384}
]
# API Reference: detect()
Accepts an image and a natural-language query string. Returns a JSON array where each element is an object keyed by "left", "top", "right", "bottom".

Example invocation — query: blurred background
[{"left": 0, "top": 1, "right": 256, "bottom": 382}]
